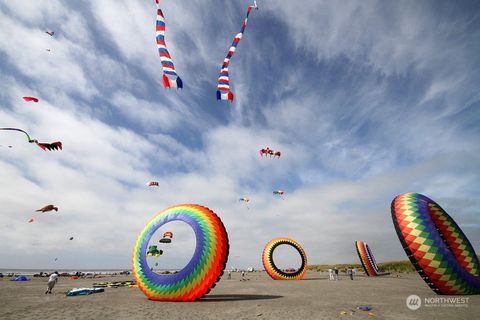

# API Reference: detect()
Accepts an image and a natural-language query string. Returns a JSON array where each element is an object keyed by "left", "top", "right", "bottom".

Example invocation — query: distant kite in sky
[
  {"left": 69, "top": 237, "right": 74, "bottom": 241},
  {"left": 147, "top": 181, "right": 159, "bottom": 187},
  {"left": 259, "top": 147, "right": 281, "bottom": 158},
  {"left": 273, "top": 190, "right": 285, "bottom": 199},
  {"left": 23, "top": 96, "right": 39, "bottom": 103},
  {"left": 36, "top": 205, "right": 58, "bottom": 213},
  {"left": 27, "top": 218, "right": 34, "bottom": 223},
  {"left": 155, "top": 0, "right": 183, "bottom": 89},
  {"left": 239, "top": 197, "right": 250, "bottom": 209},
  {"left": 45, "top": 31, "right": 54, "bottom": 36},
  {"left": 0, "top": 128, "right": 62, "bottom": 151},
  {"left": 216, "top": 1, "right": 258, "bottom": 101}
]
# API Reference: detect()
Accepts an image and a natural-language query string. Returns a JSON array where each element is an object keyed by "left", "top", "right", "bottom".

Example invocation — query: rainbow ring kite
[
  {"left": 262, "top": 237, "right": 307, "bottom": 280},
  {"left": 355, "top": 240, "right": 388, "bottom": 277},
  {"left": 132, "top": 204, "right": 229, "bottom": 301},
  {"left": 391, "top": 193, "right": 480, "bottom": 295}
]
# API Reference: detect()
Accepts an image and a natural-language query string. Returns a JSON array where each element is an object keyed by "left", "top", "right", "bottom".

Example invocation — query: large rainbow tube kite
[
  {"left": 132, "top": 204, "right": 229, "bottom": 301},
  {"left": 355, "top": 240, "right": 388, "bottom": 277},
  {"left": 262, "top": 237, "right": 307, "bottom": 280},
  {"left": 155, "top": 0, "right": 183, "bottom": 89},
  {"left": 391, "top": 193, "right": 480, "bottom": 295},
  {"left": 216, "top": 2, "right": 257, "bottom": 101}
]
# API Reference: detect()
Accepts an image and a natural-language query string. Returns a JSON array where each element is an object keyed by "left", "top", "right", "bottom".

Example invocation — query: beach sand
[{"left": 0, "top": 272, "right": 478, "bottom": 320}]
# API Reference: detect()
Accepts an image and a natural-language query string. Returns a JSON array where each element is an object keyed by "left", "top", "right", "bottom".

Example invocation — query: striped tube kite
[
  {"left": 391, "top": 193, "right": 480, "bottom": 295},
  {"left": 216, "top": 1, "right": 258, "bottom": 101},
  {"left": 132, "top": 204, "right": 229, "bottom": 301},
  {"left": 262, "top": 237, "right": 307, "bottom": 280},
  {"left": 0, "top": 128, "right": 62, "bottom": 151},
  {"left": 355, "top": 241, "right": 388, "bottom": 277},
  {"left": 155, "top": 0, "right": 183, "bottom": 89}
]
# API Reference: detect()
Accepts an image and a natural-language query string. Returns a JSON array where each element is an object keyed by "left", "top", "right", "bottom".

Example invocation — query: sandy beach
[{"left": 0, "top": 271, "right": 478, "bottom": 320}]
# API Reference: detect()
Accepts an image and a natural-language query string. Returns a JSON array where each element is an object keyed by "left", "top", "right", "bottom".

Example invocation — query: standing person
[
  {"left": 328, "top": 268, "right": 334, "bottom": 281},
  {"left": 334, "top": 267, "right": 339, "bottom": 281},
  {"left": 227, "top": 271, "right": 232, "bottom": 280},
  {"left": 241, "top": 270, "right": 245, "bottom": 280},
  {"left": 45, "top": 271, "right": 59, "bottom": 294},
  {"left": 347, "top": 267, "right": 353, "bottom": 280}
]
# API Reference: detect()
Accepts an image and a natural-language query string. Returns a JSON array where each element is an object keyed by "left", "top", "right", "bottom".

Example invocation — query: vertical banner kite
[
  {"left": 216, "top": 1, "right": 258, "bottom": 101},
  {"left": 155, "top": 0, "right": 183, "bottom": 89}
]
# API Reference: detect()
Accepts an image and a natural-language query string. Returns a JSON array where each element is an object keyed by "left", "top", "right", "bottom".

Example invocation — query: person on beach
[
  {"left": 328, "top": 268, "right": 334, "bottom": 281},
  {"left": 45, "top": 271, "right": 59, "bottom": 294},
  {"left": 334, "top": 268, "right": 339, "bottom": 281},
  {"left": 228, "top": 271, "right": 232, "bottom": 279},
  {"left": 347, "top": 267, "right": 353, "bottom": 280}
]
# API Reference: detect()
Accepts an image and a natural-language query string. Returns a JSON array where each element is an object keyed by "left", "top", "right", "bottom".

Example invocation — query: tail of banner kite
[
  {"left": 355, "top": 240, "right": 389, "bottom": 277},
  {"left": 216, "top": 2, "right": 257, "bottom": 102},
  {"left": 156, "top": 0, "right": 183, "bottom": 89}
]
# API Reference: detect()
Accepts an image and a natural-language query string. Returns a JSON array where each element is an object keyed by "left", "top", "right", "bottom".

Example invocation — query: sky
[{"left": 0, "top": 0, "right": 479, "bottom": 271}]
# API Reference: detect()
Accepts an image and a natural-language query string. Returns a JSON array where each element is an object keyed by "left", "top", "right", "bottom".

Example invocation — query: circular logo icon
[{"left": 406, "top": 295, "right": 421, "bottom": 310}]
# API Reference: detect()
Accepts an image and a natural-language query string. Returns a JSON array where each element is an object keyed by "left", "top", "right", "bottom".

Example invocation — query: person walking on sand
[
  {"left": 45, "top": 271, "right": 59, "bottom": 294},
  {"left": 334, "top": 267, "right": 339, "bottom": 281},
  {"left": 347, "top": 267, "right": 353, "bottom": 280}
]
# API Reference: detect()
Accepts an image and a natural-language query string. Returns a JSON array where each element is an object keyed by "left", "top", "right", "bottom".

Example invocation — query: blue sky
[{"left": 0, "top": 0, "right": 479, "bottom": 270}]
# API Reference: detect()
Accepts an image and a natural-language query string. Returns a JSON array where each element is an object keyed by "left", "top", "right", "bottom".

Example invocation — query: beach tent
[{"left": 11, "top": 275, "right": 30, "bottom": 281}]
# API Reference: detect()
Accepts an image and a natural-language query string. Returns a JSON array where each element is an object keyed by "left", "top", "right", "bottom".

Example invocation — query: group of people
[{"left": 328, "top": 267, "right": 356, "bottom": 280}]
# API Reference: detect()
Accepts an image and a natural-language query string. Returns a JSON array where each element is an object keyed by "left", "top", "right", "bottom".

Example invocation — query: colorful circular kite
[
  {"left": 262, "top": 237, "right": 307, "bottom": 280},
  {"left": 132, "top": 204, "right": 229, "bottom": 301},
  {"left": 391, "top": 193, "right": 480, "bottom": 295},
  {"left": 355, "top": 240, "right": 381, "bottom": 277}
]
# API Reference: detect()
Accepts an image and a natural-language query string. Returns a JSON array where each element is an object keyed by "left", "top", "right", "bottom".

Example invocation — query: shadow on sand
[
  {"left": 301, "top": 277, "right": 329, "bottom": 281},
  {"left": 201, "top": 294, "right": 283, "bottom": 302}
]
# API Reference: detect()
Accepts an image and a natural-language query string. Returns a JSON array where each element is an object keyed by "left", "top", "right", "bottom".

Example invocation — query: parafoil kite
[
  {"left": 132, "top": 204, "right": 229, "bottom": 301},
  {"left": 216, "top": 1, "right": 258, "bottom": 101},
  {"left": 27, "top": 218, "right": 34, "bottom": 223},
  {"left": 45, "top": 31, "right": 54, "bottom": 36},
  {"left": 239, "top": 198, "right": 250, "bottom": 203},
  {"left": 159, "top": 231, "right": 173, "bottom": 243},
  {"left": 391, "top": 193, "right": 480, "bottom": 295},
  {"left": 0, "top": 128, "right": 62, "bottom": 151},
  {"left": 262, "top": 237, "right": 307, "bottom": 280},
  {"left": 259, "top": 147, "right": 281, "bottom": 158},
  {"left": 69, "top": 237, "right": 74, "bottom": 241},
  {"left": 36, "top": 205, "right": 58, "bottom": 213},
  {"left": 147, "top": 181, "right": 159, "bottom": 187},
  {"left": 355, "top": 241, "right": 388, "bottom": 277},
  {"left": 155, "top": 0, "right": 183, "bottom": 89},
  {"left": 147, "top": 245, "right": 163, "bottom": 257},
  {"left": 22, "top": 96, "right": 39, "bottom": 103}
]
